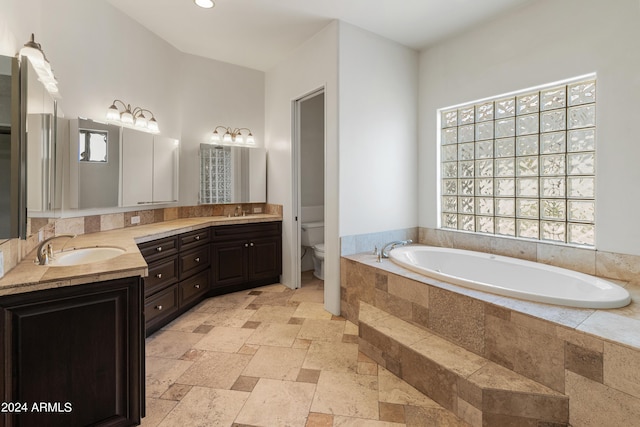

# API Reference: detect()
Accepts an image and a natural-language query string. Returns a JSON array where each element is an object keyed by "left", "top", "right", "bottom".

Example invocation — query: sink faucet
[
  {"left": 35, "top": 234, "right": 76, "bottom": 265},
  {"left": 380, "top": 239, "right": 412, "bottom": 259}
]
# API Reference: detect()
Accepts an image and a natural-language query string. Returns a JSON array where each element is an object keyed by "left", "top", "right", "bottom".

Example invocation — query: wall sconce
[
  {"left": 211, "top": 126, "right": 255, "bottom": 145},
  {"left": 19, "top": 33, "right": 59, "bottom": 96},
  {"left": 106, "top": 100, "right": 160, "bottom": 133}
]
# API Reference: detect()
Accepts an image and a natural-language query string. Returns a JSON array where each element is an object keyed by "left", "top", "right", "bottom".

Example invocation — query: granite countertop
[{"left": 0, "top": 214, "right": 282, "bottom": 297}]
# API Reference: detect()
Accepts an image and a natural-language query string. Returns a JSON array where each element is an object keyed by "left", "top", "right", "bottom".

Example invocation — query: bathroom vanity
[{"left": 0, "top": 276, "right": 143, "bottom": 427}]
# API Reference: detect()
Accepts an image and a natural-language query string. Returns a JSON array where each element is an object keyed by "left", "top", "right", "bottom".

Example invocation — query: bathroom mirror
[
  {"left": 0, "top": 55, "right": 21, "bottom": 241},
  {"left": 24, "top": 57, "right": 61, "bottom": 227},
  {"left": 67, "top": 118, "right": 121, "bottom": 209},
  {"left": 199, "top": 144, "right": 266, "bottom": 204}
]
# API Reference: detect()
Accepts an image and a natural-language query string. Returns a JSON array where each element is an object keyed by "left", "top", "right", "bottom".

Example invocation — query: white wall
[
  {"left": 419, "top": 0, "right": 640, "bottom": 256},
  {"left": 264, "top": 21, "right": 339, "bottom": 313},
  {"left": 338, "top": 23, "right": 419, "bottom": 237}
]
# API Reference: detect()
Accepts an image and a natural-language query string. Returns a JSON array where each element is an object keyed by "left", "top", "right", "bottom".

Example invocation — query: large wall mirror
[
  {"left": 199, "top": 144, "right": 266, "bottom": 204},
  {"left": 0, "top": 55, "right": 21, "bottom": 241}
]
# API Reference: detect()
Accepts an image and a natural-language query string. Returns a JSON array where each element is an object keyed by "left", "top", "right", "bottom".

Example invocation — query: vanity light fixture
[
  {"left": 211, "top": 126, "right": 255, "bottom": 145},
  {"left": 19, "top": 33, "right": 59, "bottom": 96},
  {"left": 194, "top": 0, "right": 215, "bottom": 8},
  {"left": 106, "top": 100, "right": 160, "bottom": 133}
]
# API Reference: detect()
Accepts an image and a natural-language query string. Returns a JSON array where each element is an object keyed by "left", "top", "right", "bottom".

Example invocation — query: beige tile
[
  {"left": 311, "top": 371, "right": 379, "bottom": 419},
  {"left": 235, "top": 378, "right": 316, "bottom": 427},
  {"left": 297, "top": 368, "right": 321, "bottom": 384},
  {"left": 379, "top": 402, "right": 405, "bottom": 423},
  {"left": 578, "top": 311, "right": 640, "bottom": 348},
  {"left": 146, "top": 330, "right": 204, "bottom": 359},
  {"left": 242, "top": 345, "right": 307, "bottom": 381},
  {"left": 176, "top": 351, "right": 252, "bottom": 389},
  {"left": 54, "top": 217, "right": 85, "bottom": 236},
  {"left": 604, "top": 342, "right": 640, "bottom": 399},
  {"left": 196, "top": 292, "right": 256, "bottom": 310},
  {"left": 237, "top": 344, "right": 259, "bottom": 355},
  {"left": 428, "top": 287, "right": 485, "bottom": 354},
  {"left": 293, "top": 302, "right": 333, "bottom": 319},
  {"left": 344, "top": 320, "right": 359, "bottom": 335},
  {"left": 290, "top": 287, "right": 325, "bottom": 304},
  {"left": 231, "top": 375, "right": 260, "bottom": 392},
  {"left": 387, "top": 273, "right": 429, "bottom": 308},
  {"left": 193, "top": 326, "right": 254, "bottom": 353},
  {"left": 410, "top": 337, "right": 488, "bottom": 378},
  {"left": 377, "top": 366, "right": 442, "bottom": 408},
  {"left": 456, "top": 397, "right": 482, "bottom": 427},
  {"left": 566, "top": 370, "right": 640, "bottom": 426},
  {"left": 405, "top": 405, "right": 470, "bottom": 427},
  {"left": 332, "top": 416, "right": 404, "bottom": 427},
  {"left": 249, "top": 305, "right": 297, "bottom": 323},
  {"left": 255, "top": 283, "right": 289, "bottom": 292},
  {"left": 555, "top": 325, "right": 604, "bottom": 353},
  {"left": 159, "top": 383, "right": 192, "bottom": 401},
  {"left": 140, "top": 398, "right": 177, "bottom": 427},
  {"left": 293, "top": 338, "right": 313, "bottom": 349},
  {"left": 565, "top": 341, "right": 603, "bottom": 383},
  {"left": 161, "top": 311, "right": 212, "bottom": 333},
  {"left": 297, "top": 318, "right": 345, "bottom": 342},
  {"left": 245, "top": 322, "right": 302, "bottom": 347},
  {"left": 145, "top": 357, "right": 193, "bottom": 398},
  {"left": 596, "top": 251, "right": 640, "bottom": 281},
  {"left": 303, "top": 341, "right": 359, "bottom": 373},
  {"left": 357, "top": 361, "right": 378, "bottom": 376},
  {"left": 537, "top": 242, "right": 596, "bottom": 275},
  {"left": 306, "top": 412, "right": 333, "bottom": 427},
  {"left": 489, "top": 237, "right": 537, "bottom": 261},
  {"left": 157, "top": 386, "right": 249, "bottom": 427}
]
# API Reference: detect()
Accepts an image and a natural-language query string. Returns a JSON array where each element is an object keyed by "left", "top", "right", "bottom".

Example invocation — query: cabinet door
[
  {"left": 0, "top": 277, "right": 143, "bottom": 427},
  {"left": 153, "top": 136, "right": 179, "bottom": 204},
  {"left": 121, "top": 127, "right": 153, "bottom": 206},
  {"left": 212, "top": 241, "right": 248, "bottom": 287},
  {"left": 249, "top": 236, "right": 282, "bottom": 281}
]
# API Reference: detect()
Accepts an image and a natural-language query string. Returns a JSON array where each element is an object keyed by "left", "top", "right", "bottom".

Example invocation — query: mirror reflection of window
[{"left": 79, "top": 129, "right": 108, "bottom": 162}]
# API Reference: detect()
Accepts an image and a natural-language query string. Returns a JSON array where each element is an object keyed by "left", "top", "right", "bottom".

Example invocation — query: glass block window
[
  {"left": 200, "top": 143, "right": 232, "bottom": 204},
  {"left": 439, "top": 77, "right": 596, "bottom": 246}
]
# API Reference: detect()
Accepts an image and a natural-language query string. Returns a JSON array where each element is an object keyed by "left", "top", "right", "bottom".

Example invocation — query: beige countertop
[{"left": 0, "top": 214, "right": 282, "bottom": 297}]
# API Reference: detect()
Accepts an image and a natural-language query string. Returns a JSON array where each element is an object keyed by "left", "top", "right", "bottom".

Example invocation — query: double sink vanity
[{"left": 0, "top": 214, "right": 282, "bottom": 427}]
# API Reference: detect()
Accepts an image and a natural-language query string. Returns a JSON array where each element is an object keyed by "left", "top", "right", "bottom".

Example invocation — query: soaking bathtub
[{"left": 389, "top": 245, "right": 631, "bottom": 309}]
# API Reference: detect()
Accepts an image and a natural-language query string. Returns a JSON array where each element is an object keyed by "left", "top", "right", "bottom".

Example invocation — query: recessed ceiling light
[{"left": 194, "top": 0, "right": 214, "bottom": 9}]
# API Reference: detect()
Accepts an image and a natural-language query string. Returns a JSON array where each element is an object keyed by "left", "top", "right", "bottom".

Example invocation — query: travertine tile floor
[{"left": 142, "top": 271, "right": 469, "bottom": 427}]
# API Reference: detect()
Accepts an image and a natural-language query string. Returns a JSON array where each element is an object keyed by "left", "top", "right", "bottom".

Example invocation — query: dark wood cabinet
[
  {"left": 0, "top": 277, "right": 143, "bottom": 427},
  {"left": 138, "top": 227, "right": 211, "bottom": 335},
  {"left": 211, "top": 222, "right": 282, "bottom": 294}
]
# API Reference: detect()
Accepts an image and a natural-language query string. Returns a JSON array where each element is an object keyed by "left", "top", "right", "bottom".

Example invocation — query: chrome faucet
[
  {"left": 35, "top": 234, "right": 76, "bottom": 265},
  {"left": 380, "top": 239, "right": 412, "bottom": 259}
]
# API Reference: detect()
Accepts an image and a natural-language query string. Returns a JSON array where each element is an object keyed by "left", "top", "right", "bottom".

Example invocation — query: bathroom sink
[{"left": 48, "top": 246, "right": 126, "bottom": 267}]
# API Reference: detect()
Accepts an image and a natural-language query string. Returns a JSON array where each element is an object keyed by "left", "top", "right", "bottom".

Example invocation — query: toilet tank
[{"left": 301, "top": 221, "right": 324, "bottom": 247}]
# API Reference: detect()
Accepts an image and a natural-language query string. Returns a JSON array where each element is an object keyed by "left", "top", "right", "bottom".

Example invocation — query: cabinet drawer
[
  {"left": 145, "top": 285, "right": 179, "bottom": 326},
  {"left": 211, "top": 222, "right": 281, "bottom": 241},
  {"left": 138, "top": 236, "right": 179, "bottom": 262},
  {"left": 180, "top": 269, "right": 210, "bottom": 306},
  {"left": 145, "top": 257, "right": 179, "bottom": 296},
  {"left": 179, "top": 228, "right": 210, "bottom": 251},
  {"left": 180, "top": 245, "right": 210, "bottom": 278}
]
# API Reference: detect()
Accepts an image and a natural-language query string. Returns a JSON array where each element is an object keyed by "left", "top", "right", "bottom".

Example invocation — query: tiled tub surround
[
  {"left": 341, "top": 251, "right": 640, "bottom": 426},
  {"left": 0, "top": 212, "right": 282, "bottom": 296},
  {"left": 0, "top": 203, "right": 281, "bottom": 279}
]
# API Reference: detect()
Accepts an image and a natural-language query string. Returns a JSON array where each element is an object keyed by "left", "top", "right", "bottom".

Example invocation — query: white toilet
[{"left": 301, "top": 221, "right": 325, "bottom": 280}]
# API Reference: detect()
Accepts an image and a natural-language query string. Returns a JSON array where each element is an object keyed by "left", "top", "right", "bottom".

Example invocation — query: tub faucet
[
  {"left": 381, "top": 240, "right": 412, "bottom": 259},
  {"left": 35, "top": 234, "right": 76, "bottom": 265}
]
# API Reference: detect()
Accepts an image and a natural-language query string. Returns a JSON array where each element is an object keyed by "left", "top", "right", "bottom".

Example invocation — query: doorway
[{"left": 293, "top": 89, "right": 325, "bottom": 290}]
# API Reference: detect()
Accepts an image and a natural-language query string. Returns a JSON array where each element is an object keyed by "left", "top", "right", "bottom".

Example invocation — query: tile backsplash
[{"left": 0, "top": 203, "right": 279, "bottom": 278}]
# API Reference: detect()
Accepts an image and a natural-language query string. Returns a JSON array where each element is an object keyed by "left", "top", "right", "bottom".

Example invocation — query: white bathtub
[{"left": 389, "top": 245, "right": 631, "bottom": 309}]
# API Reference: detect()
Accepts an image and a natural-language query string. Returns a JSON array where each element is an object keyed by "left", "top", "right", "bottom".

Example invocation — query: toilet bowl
[
  {"left": 312, "top": 243, "right": 325, "bottom": 280},
  {"left": 301, "top": 221, "right": 325, "bottom": 281}
]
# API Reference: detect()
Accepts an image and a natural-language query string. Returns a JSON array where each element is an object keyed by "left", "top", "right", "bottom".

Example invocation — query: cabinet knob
[
  {"left": 250, "top": 242, "right": 254, "bottom": 247},
  {"left": 195, "top": 257, "right": 200, "bottom": 263},
  {"left": 244, "top": 243, "right": 249, "bottom": 248},
  {"left": 156, "top": 246, "right": 163, "bottom": 252},
  {"left": 155, "top": 305, "right": 163, "bottom": 311},
  {"left": 194, "top": 284, "right": 201, "bottom": 289},
  {"left": 156, "top": 273, "right": 162, "bottom": 279},
  {"left": 195, "top": 235, "right": 200, "bottom": 241}
]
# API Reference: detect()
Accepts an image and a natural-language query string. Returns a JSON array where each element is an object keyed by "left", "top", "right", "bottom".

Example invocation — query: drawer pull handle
[
  {"left": 194, "top": 284, "right": 201, "bottom": 289},
  {"left": 155, "top": 305, "right": 163, "bottom": 311},
  {"left": 156, "top": 247, "right": 163, "bottom": 252},
  {"left": 156, "top": 273, "right": 162, "bottom": 279},
  {"left": 195, "top": 257, "right": 200, "bottom": 263},
  {"left": 195, "top": 235, "right": 200, "bottom": 241}
]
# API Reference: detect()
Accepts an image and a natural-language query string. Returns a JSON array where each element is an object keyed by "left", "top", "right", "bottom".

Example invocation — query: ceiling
[{"left": 106, "top": 0, "right": 533, "bottom": 71}]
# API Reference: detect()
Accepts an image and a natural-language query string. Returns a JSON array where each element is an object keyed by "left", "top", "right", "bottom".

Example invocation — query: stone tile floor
[{"left": 142, "top": 271, "right": 469, "bottom": 427}]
